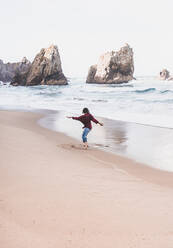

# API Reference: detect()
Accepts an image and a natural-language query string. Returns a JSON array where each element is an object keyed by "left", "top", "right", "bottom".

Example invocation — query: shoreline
[
  {"left": 1, "top": 108, "right": 173, "bottom": 186},
  {"left": 38, "top": 109, "right": 173, "bottom": 173},
  {"left": 0, "top": 110, "right": 173, "bottom": 247},
  {"left": 1, "top": 107, "right": 173, "bottom": 183}
]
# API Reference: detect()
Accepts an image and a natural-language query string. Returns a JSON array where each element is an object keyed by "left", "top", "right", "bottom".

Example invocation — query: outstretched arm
[
  {"left": 91, "top": 115, "right": 103, "bottom": 126},
  {"left": 66, "top": 116, "right": 83, "bottom": 121},
  {"left": 98, "top": 122, "right": 103, "bottom": 126}
]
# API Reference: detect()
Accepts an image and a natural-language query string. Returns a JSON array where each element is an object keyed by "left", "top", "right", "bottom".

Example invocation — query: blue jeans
[{"left": 82, "top": 128, "right": 90, "bottom": 143}]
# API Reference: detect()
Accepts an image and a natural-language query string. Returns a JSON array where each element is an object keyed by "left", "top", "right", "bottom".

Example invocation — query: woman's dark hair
[{"left": 83, "top": 107, "right": 89, "bottom": 114}]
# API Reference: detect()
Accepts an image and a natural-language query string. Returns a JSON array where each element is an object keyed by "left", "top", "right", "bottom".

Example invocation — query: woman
[{"left": 67, "top": 108, "right": 103, "bottom": 149}]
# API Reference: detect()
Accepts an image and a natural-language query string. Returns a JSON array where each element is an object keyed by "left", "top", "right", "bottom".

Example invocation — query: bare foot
[{"left": 83, "top": 143, "right": 88, "bottom": 150}]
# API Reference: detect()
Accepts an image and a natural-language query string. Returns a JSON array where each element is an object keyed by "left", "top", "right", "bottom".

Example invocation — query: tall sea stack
[
  {"left": 11, "top": 45, "right": 67, "bottom": 86},
  {"left": 86, "top": 44, "right": 134, "bottom": 84}
]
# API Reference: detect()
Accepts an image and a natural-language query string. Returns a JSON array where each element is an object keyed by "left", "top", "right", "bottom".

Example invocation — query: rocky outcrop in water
[
  {"left": 86, "top": 44, "right": 134, "bottom": 84},
  {"left": 0, "top": 57, "right": 31, "bottom": 82},
  {"left": 159, "top": 69, "right": 173, "bottom": 81},
  {"left": 11, "top": 45, "right": 67, "bottom": 86},
  {"left": 159, "top": 69, "right": 170, "bottom": 80}
]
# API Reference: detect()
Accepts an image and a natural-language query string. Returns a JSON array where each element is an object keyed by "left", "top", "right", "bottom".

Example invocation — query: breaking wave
[{"left": 1, "top": 77, "right": 173, "bottom": 128}]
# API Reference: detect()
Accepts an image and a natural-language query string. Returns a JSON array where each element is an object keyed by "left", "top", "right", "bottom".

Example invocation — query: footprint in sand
[
  {"left": 58, "top": 143, "right": 109, "bottom": 150},
  {"left": 57, "top": 144, "right": 88, "bottom": 150}
]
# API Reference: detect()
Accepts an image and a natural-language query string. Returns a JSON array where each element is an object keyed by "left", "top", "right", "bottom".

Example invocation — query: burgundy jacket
[{"left": 72, "top": 113, "right": 99, "bottom": 129}]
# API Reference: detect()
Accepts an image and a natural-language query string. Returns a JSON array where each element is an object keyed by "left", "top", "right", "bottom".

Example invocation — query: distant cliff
[
  {"left": 86, "top": 44, "right": 134, "bottom": 84},
  {"left": 11, "top": 45, "right": 67, "bottom": 86},
  {"left": 0, "top": 57, "right": 31, "bottom": 82}
]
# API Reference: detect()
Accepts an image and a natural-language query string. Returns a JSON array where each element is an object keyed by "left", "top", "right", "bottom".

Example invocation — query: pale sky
[{"left": 0, "top": 0, "right": 173, "bottom": 77}]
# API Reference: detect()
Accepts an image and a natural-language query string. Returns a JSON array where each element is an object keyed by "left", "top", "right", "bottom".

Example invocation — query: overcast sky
[{"left": 0, "top": 0, "right": 173, "bottom": 77}]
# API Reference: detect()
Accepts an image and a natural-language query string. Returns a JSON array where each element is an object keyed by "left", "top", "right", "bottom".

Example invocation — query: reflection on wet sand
[{"left": 102, "top": 118, "right": 128, "bottom": 152}]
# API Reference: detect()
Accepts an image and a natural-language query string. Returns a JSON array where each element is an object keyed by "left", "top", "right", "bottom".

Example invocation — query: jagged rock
[
  {"left": 86, "top": 44, "right": 134, "bottom": 84},
  {"left": 0, "top": 57, "right": 31, "bottom": 82},
  {"left": 86, "top": 65, "right": 97, "bottom": 83},
  {"left": 11, "top": 45, "right": 67, "bottom": 86},
  {"left": 159, "top": 69, "right": 170, "bottom": 80}
]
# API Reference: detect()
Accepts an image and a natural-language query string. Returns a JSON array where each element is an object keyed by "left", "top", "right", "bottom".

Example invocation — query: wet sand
[
  {"left": 40, "top": 110, "right": 173, "bottom": 172},
  {"left": 0, "top": 110, "right": 173, "bottom": 247}
]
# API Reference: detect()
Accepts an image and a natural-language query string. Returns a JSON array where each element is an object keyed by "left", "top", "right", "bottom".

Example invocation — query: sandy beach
[{"left": 0, "top": 110, "right": 173, "bottom": 248}]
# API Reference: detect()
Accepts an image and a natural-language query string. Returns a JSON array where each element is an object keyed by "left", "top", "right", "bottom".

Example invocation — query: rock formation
[
  {"left": 0, "top": 57, "right": 31, "bottom": 82},
  {"left": 86, "top": 44, "right": 134, "bottom": 84},
  {"left": 11, "top": 45, "right": 67, "bottom": 86},
  {"left": 159, "top": 69, "right": 170, "bottom": 80}
]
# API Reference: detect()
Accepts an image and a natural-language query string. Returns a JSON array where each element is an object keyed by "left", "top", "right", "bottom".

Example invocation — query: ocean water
[
  {"left": 1, "top": 77, "right": 173, "bottom": 172},
  {"left": 1, "top": 77, "right": 173, "bottom": 128}
]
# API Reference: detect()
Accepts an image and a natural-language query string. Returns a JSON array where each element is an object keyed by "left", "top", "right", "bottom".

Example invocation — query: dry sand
[{"left": 0, "top": 110, "right": 173, "bottom": 248}]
